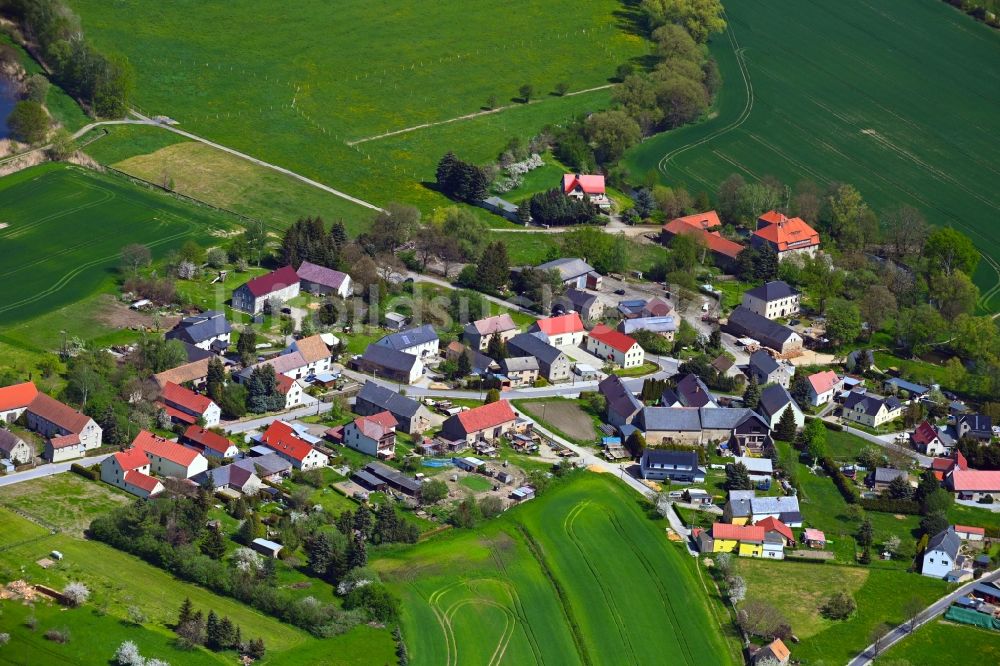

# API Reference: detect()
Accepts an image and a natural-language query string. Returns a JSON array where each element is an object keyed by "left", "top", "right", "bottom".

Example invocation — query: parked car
[{"left": 614, "top": 288, "right": 626, "bottom": 295}]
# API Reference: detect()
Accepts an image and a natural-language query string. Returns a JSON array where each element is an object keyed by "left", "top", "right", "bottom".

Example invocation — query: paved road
[
  {"left": 224, "top": 398, "right": 329, "bottom": 435},
  {"left": 0, "top": 453, "right": 113, "bottom": 488},
  {"left": 847, "top": 568, "right": 1000, "bottom": 666}
]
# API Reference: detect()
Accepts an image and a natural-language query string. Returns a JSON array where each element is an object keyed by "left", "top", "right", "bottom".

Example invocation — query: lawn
[
  {"left": 0, "top": 163, "right": 237, "bottom": 327},
  {"left": 376, "top": 473, "right": 737, "bottom": 665},
  {"left": 459, "top": 475, "right": 493, "bottom": 492},
  {"left": 625, "top": 0, "right": 1000, "bottom": 312},
  {"left": 70, "top": 0, "right": 647, "bottom": 216},
  {"left": 737, "top": 558, "right": 949, "bottom": 664},
  {"left": 0, "top": 474, "right": 132, "bottom": 537},
  {"left": 613, "top": 360, "right": 660, "bottom": 377},
  {"left": 514, "top": 398, "right": 600, "bottom": 445},
  {"left": 0, "top": 507, "right": 395, "bottom": 664},
  {"left": 880, "top": 618, "right": 1000, "bottom": 664}
]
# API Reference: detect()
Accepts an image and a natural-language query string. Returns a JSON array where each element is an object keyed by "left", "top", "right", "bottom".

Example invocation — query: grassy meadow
[
  {"left": 375, "top": 472, "right": 738, "bottom": 666},
  {"left": 69, "top": 0, "right": 646, "bottom": 219},
  {"left": 625, "top": 0, "right": 1000, "bottom": 311},
  {"left": 880, "top": 618, "right": 1000, "bottom": 664}
]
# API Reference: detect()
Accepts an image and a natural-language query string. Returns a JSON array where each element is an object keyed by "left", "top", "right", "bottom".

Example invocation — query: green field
[
  {"left": 625, "top": 0, "right": 1000, "bottom": 311},
  {"left": 68, "top": 0, "right": 645, "bottom": 220},
  {"left": 376, "top": 473, "right": 737, "bottom": 666},
  {"left": 0, "top": 163, "right": 236, "bottom": 327},
  {"left": 881, "top": 618, "right": 1000, "bottom": 664}
]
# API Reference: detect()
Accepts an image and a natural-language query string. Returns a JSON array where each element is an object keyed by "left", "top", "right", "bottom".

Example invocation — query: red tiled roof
[
  {"left": 124, "top": 469, "right": 162, "bottom": 494},
  {"left": 27, "top": 393, "right": 92, "bottom": 434},
  {"left": 134, "top": 430, "right": 201, "bottom": 467},
  {"left": 803, "top": 528, "right": 826, "bottom": 542},
  {"left": 765, "top": 639, "right": 791, "bottom": 663},
  {"left": 662, "top": 219, "right": 744, "bottom": 259},
  {"left": 711, "top": 522, "right": 765, "bottom": 542},
  {"left": 668, "top": 211, "right": 722, "bottom": 232},
  {"left": 808, "top": 370, "right": 839, "bottom": 395},
  {"left": 157, "top": 403, "right": 198, "bottom": 425},
  {"left": 114, "top": 447, "right": 150, "bottom": 471},
  {"left": 912, "top": 421, "right": 939, "bottom": 447},
  {"left": 588, "top": 324, "right": 639, "bottom": 354},
  {"left": 161, "top": 382, "right": 214, "bottom": 415},
  {"left": 153, "top": 358, "right": 211, "bottom": 388},
  {"left": 275, "top": 373, "right": 297, "bottom": 395},
  {"left": 535, "top": 313, "right": 584, "bottom": 336},
  {"left": 293, "top": 335, "right": 332, "bottom": 364},
  {"left": 562, "top": 173, "right": 605, "bottom": 195},
  {"left": 0, "top": 381, "right": 38, "bottom": 411},
  {"left": 183, "top": 425, "right": 234, "bottom": 455},
  {"left": 455, "top": 400, "right": 516, "bottom": 435},
  {"left": 260, "top": 420, "right": 314, "bottom": 462},
  {"left": 241, "top": 266, "right": 299, "bottom": 298},
  {"left": 643, "top": 297, "right": 672, "bottom": 317},
  {"left": 953, "top": 524, "right": 985, "bottom": 536},
  {"left": 950, "top": 469, "right": 1000, "bottom": 492},
  {"left": 49, "top": 433, "right": 80, "bottom": 449},
  {"left": 931, "top": 456, "right": 955, "bottom": 472},
  {"left": 755, "top": 516, "right": 794, "bottom": 542},
  {"left": 354, "top": 411, "right": 397, "bottom": 439},
  {"left": 754, "top": 211, "right": 820, "bottom": 251},
  {"left": 956, "top": 450, "right": 968, "bottom": 470}
]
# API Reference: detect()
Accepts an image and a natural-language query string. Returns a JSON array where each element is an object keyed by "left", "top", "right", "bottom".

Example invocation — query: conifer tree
[{"left": 776, "top": 406, "right": 797, "bottom": 441}]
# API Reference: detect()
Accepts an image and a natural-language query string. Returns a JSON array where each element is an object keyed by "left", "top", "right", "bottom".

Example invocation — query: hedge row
[
  {"left": 820, "top": 457, "right": 859, "bottom": 504},
  {"left": 860, "top": 498, "right": 921, "bottom": 515},
  {"left": 804, "top": 415, "right": 843, "bottom": 432},
  {"left": 70, "top": 463, "right": 99, "bottom": 481}
]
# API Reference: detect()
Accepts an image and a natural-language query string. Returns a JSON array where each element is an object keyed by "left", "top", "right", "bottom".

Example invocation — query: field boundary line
[
  {"left": 347, "top": 84, "right": 617, "bottom": 146},
  {"left": 517, "top": 525, "right": 593, "bottom": 666}
]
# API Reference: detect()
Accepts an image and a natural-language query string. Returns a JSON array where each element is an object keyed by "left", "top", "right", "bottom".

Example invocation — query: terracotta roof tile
[
  {"left": 153, "top": 358, "right": 211, "bottom": 388},
  {"left": 454, "top": 400, "right": 516, "bottom": 435},
  {"left": 807, "top": 370, "right": 840, "bottom": 395},
  {"left": 114, "top": 447, "right": 150, "bottom": 471},
  {"left": 260, "top": 420, "right": 314, "bottom": 462},
  {"left": 0, "top": 381, "right": 38, "bottom": 412},
  {"left": 27, "top": 393, "right": 92, "bottom": 434},
  {"left": 534, "top": 313, "right": 584, "bottom": 336},
  {"left": 161, "top": 382, "right": 214, "bottom": 415},
  {"left": 711, "top": 522, "right": 765, "bottom": 542},
  {"left": 134, "top": 430, "right": 201, "bottom": 467},
  {"left": 754, "top": 211, "right": 819, "bottom": 251},
  {"left": 755, "top": 516, "right": 794, "bottom": 542},
  {"left": 562, "top": 173, "right": 605, "bottom": 195},
  {"left": 667, "top": 210, "right": 722, "bottom": 231},
  {"left": 183, "top": 425, "right": 234, "bottom": 455},
  {"left": 588, "top": 324, "right": 639, "bottom": 354},
  {"left": 293, "top": 335, "right": 332, "bottom": 364},
  {"left": 124, "top": 469, "right": 162, "bottom": 494}
]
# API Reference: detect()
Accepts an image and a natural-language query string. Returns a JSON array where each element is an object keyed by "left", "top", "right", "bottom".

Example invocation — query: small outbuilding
[{"left": 250, "top": 538, "right": 283, "bottom": 559}]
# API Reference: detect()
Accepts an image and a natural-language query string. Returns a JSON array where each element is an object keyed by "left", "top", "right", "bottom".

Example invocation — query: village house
[
  {"left": 728, "top": 412, "right": 774, "bottom": 457},
  {"left": 134, "top": 430, "right": 208, "bottom": 479},
  {"left": 724, "top": 491, "right": 802, "bottom": 527},
  {"left": 732, "top": 455, "right": 773, "bottom": 484},
  {"left": 806, "top": 370, "right": 841, "bottom": 406},
  {"left": 560, "top": 288, "right": 605, "bottom": 323},
  {"left": 757, "top": 384, "right": 804, "bottom": 431},
  {"left": 725, "top": 306, "right": 803, "bottom": 355},
  {"left": 0, "top": 381, "right": 37, "bottom": 423},
  {"left": 354, "top": 344, "right": 423, "bottom": 384},
  {"left": 562, "top": 173, "right": 610, "bottom": 208},
  {"left": 232, "top": 453, "right": 291, "bottom": 482},
  {"left": 259, "top": 420, "right": 329, "bottom": 470},
  {"left": 535, "top": 257, "right": 602, "bottom": 290},
  {"left": 912, "top": 420, "right": 949, "bottom": 456},
  {"left": 341, "top": 411, "right": 397, "bottom": 459},
  {"left": 153, "top": 358, "right": 212, "bottom": 391},
  {"left": 100, "top": 448, "right": 164, "bottom": 498},
  {"left": 598, "top": 375, "right": 642, "bottom": 427},
  {"left": 275, "top": 374, "right": 306, "bottom": 410},
  {"left": 27, "top": 393, "right": 102, "bottom": 462},
  {"left": 181, "top": 425, "right": 239, "bottom": 458},
  {"left": 954, "top": 414, "right": 993, "bottom": 442},
  {"left": 506, "top": 333, "right": 572, "bottom": 382},
  {"left": 354, "top": 381, "right": 433, "bottom": 434},
  {"left": 440, "top": 400, "right": 517, "bottom": 446},
  {"left": 296, "top": 261, "right": 352, "bottom": 298},
  {"left": 0, "top": 430, "right": 32, "bottom": 465},
  {"left": 870, "top": 467, "right": 911, "bottom": 494},
  {"left": 803, "top": 528, "right": 827, "bottom": 549},
  {"left": 463, "top": 314, "right": 518, "bottom": 351},
  {"left": 157, "top": 381, "right": 221, "bottom": 427},
  {"left": 751, "top": 210, "right": 820, "bottom": 260},
  {"left": 284, "top": 334, "right": 334, "bottom": 376},
  {"left": 947, "top": 468, "right": 1000, "bottom": 501},
  {"left": 753, "top": 639, "right": 791, "bottom": 666},
  {"left": 192, "top": 463, "right": 262, "bottom": 496},
  {"left": 639, "top": 449, "right": 706, "bottom": 483},
  {"left": 635, "top": 407, "right": 703, "bottom": 445},
  {"left": 375, "top": 324, "right": 439, "bottom": 359},
  {"left": 660, "top": 211, "right": 744, "bottom": 270},
  {"left": 673, "top": 373, "right": 717, "bottom": 409},
  {"left": 586, "top": 325, "right": 644, "bottom": 369},
  {"left": 232, "top": 265, "right": 301, "bottom": 314},
  {"left": 921, "top": 528, "right": 962, "bottom": 579},
  {"left": 164, "top": 310, "right": 231, "bottom": 353},
  {"left": 842, "top": 390, "right": 902, "bottom": 428},
  {"left": 697, "top": 523, "right": 785, "bottom": 559},
  {"left": 499, "top": 356, "right": 540, "bottom": 387},
  {"left": 529, "top": 312, "right": 586, "bottom": 347},
  {"left": 953, "top": 524, "right": 986, "bottom": 542},
  {"left": 618, "top": 316, "right": 677, "bottom": 341},
  {"left": 741, "top": 281, "right": 800, "bottom": 320},
  {"left": 746, "top": 350, "right": 792, "bottom": 389}
]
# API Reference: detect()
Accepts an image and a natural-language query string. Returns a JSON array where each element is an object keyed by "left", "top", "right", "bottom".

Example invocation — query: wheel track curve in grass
[
  {"left": 443, "top": 597, "right": 516, "bottom": 666},
  {"left": 487, "top": 536, "right": 545, "bottom": 664},
  {"left": 562, "top": 501, "right": 640, "bottom": 664},
  {"left": 0, "top": 172, "right": 116, "bottom": 241},
  {"left": 605, "top": 511, "right": 697, "bottom": 665},
  {"left": 426, "top": 577, "right": 518, "bottom": 666},
  {"left": 656, "top": 16, "right": 754, "bottom": 178}
]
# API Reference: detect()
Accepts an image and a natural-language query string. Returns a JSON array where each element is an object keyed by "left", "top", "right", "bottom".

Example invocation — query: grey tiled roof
[
  {"left": 357, "top": 381, "right": 424, "bottom": 418},
  {"left": 361, "top": 344, "right": 419, "bottom": 373},
  {"left": 744, "top": 280, "right": 797, "bottom": 302},
  {"left": 758, "top": 384, "right": 796, "bottom": 419},
  {"left": 507, "top": 333, "right": 564, "bottom": 365},
  {"left": 638, "top": 407, "right": 702, "bottom": 431},
  {"left": 727, "top": 306, "right": 797, "bottom": 349},
  {"left": 927, "top": 528, "right": 961, "bottom": 560},
  {"left": 377, "top": 324, "right": 438, "bottom": 351}
]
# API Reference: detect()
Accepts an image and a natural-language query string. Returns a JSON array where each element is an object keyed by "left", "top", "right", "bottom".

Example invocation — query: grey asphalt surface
[{"left": 0, "top": 453, "right": 113, "bottom": 488}]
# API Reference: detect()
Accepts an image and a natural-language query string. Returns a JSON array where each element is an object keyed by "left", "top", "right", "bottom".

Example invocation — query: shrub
[
  {"left": 44, "top": 628, "right": 70, "bottom": 644},
  {"left": 860, "top": 498, "right": 921, "bottom": 515},
  {"left": 821, "top": 457, "right": 858, "bottom": 504},
  {"left": 63, "top": 582, "right": 91, "bottom": 606},
  {"left": 821, "top": 591, "right": 857, "bottom": 620},
  {"left": 71, "top": 463, "right": 99, "bottom": 480},
  {"left": 114, "top": 641, "right": 143, "bottom": 666},
  {"left": 0, "top": 633, "right": 9, "bottom": 646}
]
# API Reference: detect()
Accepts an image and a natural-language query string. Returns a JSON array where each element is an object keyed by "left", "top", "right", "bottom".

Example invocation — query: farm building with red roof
[
  {"left": 134, "top": 430, "right": 208, "bottom": 479},
  {"left": 661, "top": 215, "right": 744, "bottom": 270},
  {"left": 441, "top": 400, "right": 517, "bottom": 445},
  {"left": 0, "top": 381, "right": 38, "bottom": 422},
  {"left": 259, "top": 420, "right": 329, "bottom": 470},
  {"left": 586, "top": 325, "right": 644, "bottom": 369},
  {"left": 100, "top": 447, "right": 164, "bottom": 498},
  {"left": 158, "top": 382, "right": 221, "bottom": 427},
  {"left": 232, "top": 265, "right": 301, "bottom": 314},
  {"left": 752, "top": 210, "right": 820, "bottom": 259},
  {"left": 529, "top": 312, "right": 586, "bottom": 346},
  {"left": 181, "top": 425, "right": 239, "bottom": 458},
  {"left": 26, "top": 392, "right": 102, "bottom": 462},
  {"left": 948, "top": 469, "right": 1000, "bottom": 501},
  {"left": 562, "top": 173, "right": 610, "bottom": 208}
]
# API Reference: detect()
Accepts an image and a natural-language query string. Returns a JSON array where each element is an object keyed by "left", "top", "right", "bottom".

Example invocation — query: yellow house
[{"left": 708, "top": 523, "right": 765, "bottom": 557}]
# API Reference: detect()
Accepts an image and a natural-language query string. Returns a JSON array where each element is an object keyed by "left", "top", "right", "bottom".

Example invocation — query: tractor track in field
[
  {"left": 656, "top": 15, "right": 754, "bottom": 178},
  {"left": 425, "top": 578, "right": 520, "bottom": 666},
  {"left": 488, "top": 540, "right": 545, "bottom": 664}
]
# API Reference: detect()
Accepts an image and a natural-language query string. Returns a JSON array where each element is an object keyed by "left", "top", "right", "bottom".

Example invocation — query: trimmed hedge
[
  {"left": 70, "top": 463, "right": 99, "bottom": 481},
  {"left": 820, "top": 456, "right": 859, "bottom": 504},
  {"left": 860, "top": 498, "right": 921, "bottom": 515}
]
